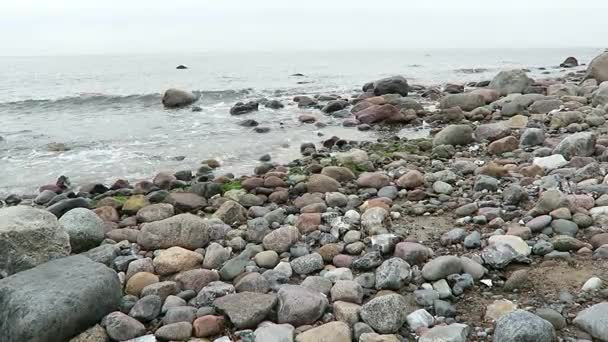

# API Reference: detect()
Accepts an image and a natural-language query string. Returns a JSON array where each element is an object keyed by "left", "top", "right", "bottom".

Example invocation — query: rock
[
  {"left": 573, "top": 302, "right": 608, "bottom": 341},
  {"left": 519, "top": 128, "right": 545, "bottom": 147},
  {"left": 535, "top": 308, "right": 566, "bottom": 330},
  {"left": 129, "top": 295, "right": 161, "bottom": 322},
  {"left": 230, "top": 101, "right": 259, "bottom": 115},
  {"left": 254, "top": 250, "right": 279, "bottom": 268},
  {"left": 553, "top": 132, "right": 596, "bottom": 160},
  {"left": 529, "top": 99, "right": 561, "bottom": 114},
  {"left": 175, "top": 269, "right": 219, "bottom": 293},
  {"left": 193, "top": 315, "right": 225, "bottom": 338},
  {"left": 196, "top": 281, "right": 235, "bottom": 307},
  {"left": 277, "top": 285, "right": 328, "bottom": 327},
  {"left": 422, "top": 256, "right": 462, "bottom": 281},
  {"left": 162, "top": 88, "right": 197, "bottom": 108},
  {"left": 331, "top": 280, "right": 364, "bottom": 304},
  {"left": 334, "top": 301, "right": 361, "bottom": 326},
  {"left": 303, "top": 275, "right": 333, "bottom": 294},
  {"left": 355, "top": 104, "right": 402, "bottom": 124},
  {"left": 474, "top": 175, "right": 499, "bottom": 192},
  {"left": 394, "top": 242, "right": 432, "bottom": 265},
  {"left": 433, "top": 125, "right": 474, "bottom": 146},
  {"left": 592, "top": 82, "right": 608, "bottom": 107},
  {"left": 58, "top": 208, "right": 105, "bottom": 253},
  {"left": 396, "top": 170, "right": 424, "bottom": 189},
  {"left": 551, "top": 219, "right": 578, "bottom": 237},
  {"left": 153, "top": 246, "right": 203, "bottom": 275},
  {"left": 0, "top": 206, "right": 70, "bottom": 276},
  {"left": 0, "top": 255, "right": 121, "bottom": 342},
  {"left": 34, "top": 189, "right": 57, "bottom": 205},
  {"left": 296, "top": 213, "right": 321, "bottom": 233},
  {"left": 375, "top": 258, "right": 411, "bottom": 290},
  {"left": 550, "top": 110, "right": 583, "bottom": 128},
  {"left": 235, "top": 272, "right": 269, "bottom": 293},
  {"left": 493, "top": 310, "right": 555, "bottom": 342},
  {"left": 138, "top": 213, "right": 210, "bottom": 250},
  {"left": 584, "top": 51, "right": 608, "bottom": 83},
  {"left": 154, "top": 322, "right": 192, "bottom": 341},
  {"left": 47, "top": 197, "right": 91, "bottom": 218},
  {"left": 560, "top": 56, "right": 578, "bottom": 67},
  {"left": 357, "top": 172, "right": 390, "bottom": 189},
  {"left": 253, "top": 322, "right": 295, "bottom": 342},
  {"left": 488, "top": 136, "right": 518, "bottom": 155},
  {"left": 291, "top": 253, "right": 324, "bottom": 275},
  {"left": 126, "top": 272, "right": 160, "bottom": 296},
  {"left": 361, "top": 207, "right": 391, "bottom": 235},
  {"left": 419, "top": 323, "right": 469, "bottom": 342},
  {"left": 102, "top": 312, "right": 146, "bottom": 341},
  {"left": 360, "top": 293, "right": 408, "bottom": 334},
  {"left": 122, "top": 195, "right": 149, "bottom": 215},
  {"left": 307, "top": 174, "right": 340, "bottom": 193},
  {"left": 373, "top": 76, "right": 409, "bottom": 96},
  {"left": 69, "top": 324, "right": 109, "bottom": 342},
  {"left": 213, "top": 292, "right": 277, "bottom": 328},
  {"left": 164, "top": 306, "right": 196, "bottom": 324},
  {"left": 321, "top": 166, "right": 356, "bottom": 182},
  {"left": 489, "top": 69, "right": 533, "bottom": 96},
  {"left": 322, "top": 100, "right": 348, "bottom": 113},
  {"left": 440, "top": 93, "right": 486, "bottom": 111},
  {"left": 263, "top": 225, "right": 300, "bottom": 253},
  {"left": 406, "top": 309, "right": 434, "bottom": 331},
  {"left": 202, "top": 242, "right": 230, "bottom": 269},
  {"left": 295, "top": 321, "right": 351, "bottom": 342},
  {"left": 533, "top": 154, "right": 568, "bottom": 171},
  {"left": 485, "top": 299, "right": 517, "bottom": 321},
  {"left": 475, "top": 122, "right": 510, "bottom": 142},
  {"left": 213, "top": 200, "right": 247, "bottom": 225}
]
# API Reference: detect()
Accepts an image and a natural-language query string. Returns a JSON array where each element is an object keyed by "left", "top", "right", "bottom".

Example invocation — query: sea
[{"left": 0, "top": 48, "right": 603, "bottom": 196}]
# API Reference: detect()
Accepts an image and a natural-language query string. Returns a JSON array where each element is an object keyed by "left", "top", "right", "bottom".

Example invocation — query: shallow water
[{"left": 0, "top": 48, "right": 602, "bottom": 195}]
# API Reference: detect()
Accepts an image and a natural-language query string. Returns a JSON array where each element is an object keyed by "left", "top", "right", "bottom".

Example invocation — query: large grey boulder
[
  {"left": 592, "top": 82, "right": 608, "bottom": 107},
  {"left": 440, "top": 93, "right": 486, "bottom": 111},
  {"left": 360, "top": 293, "right": 409, "bottom": 333},
  {"left": 585, "top": 52, "right": 608, "bottom": 83},
  {"left": 552, "top": 132, "right": 596, "bottom": 160},
  {"left": 493, "top": 310, "right": 555, "bottom": 342},
  {"left": 138, "top": 213, "right": 210, "bottom": 250},
  {"left": 573, "top": 302, "right": 608, "bottom": 341},
  {"left": 489, "top": 69, "right": 533, "bottom": 96},
  {"left": 0, "top": 206, "right": 70, "bottom": 277},
  {"left": 277, "top": 285, "right": 328, "bottom": 327},
  {"left": 0, "top": 255, "right": 121, "bottom": 342},
  {"left": 432, "top": 125, "right": 474, "bottom": 147},
  {"left": 372, "top": 76, "right": 409, "bottom": 96},
  {"left": 59, "top": 208, "right": 105, "bottom": 253},
  {"left": 162, "top": 88, "right": 197, "bottom": 108}
]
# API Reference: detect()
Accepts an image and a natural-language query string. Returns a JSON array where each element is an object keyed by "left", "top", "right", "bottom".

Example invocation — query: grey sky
[{"left": 2, "top": 0, "right": 607, "bottom": 56}]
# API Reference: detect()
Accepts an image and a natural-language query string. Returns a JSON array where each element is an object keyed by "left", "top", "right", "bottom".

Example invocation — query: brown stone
[
  {"left": 153, "top": 246, "right": 204, "bottom": 275},
  {"left": 175, "top": 269, "right": 220, "bottom": 292},
  {"left": 94, "top": 206, "right": 120, "bottom": 222},
  {"left": 296, "top": 213, "right": 321, "bottom": 233},
  {"left": 193, "top": 315, "right": 225, "bottom": 338},
  {"left": 396, "top": 170, "right": 424, "bottom": 190},
  {"left": 126, "top": 272, "right": 159, "bottom": 296},
  {"left": 487, "top": 136, "right": 519, "bottom": 155}
]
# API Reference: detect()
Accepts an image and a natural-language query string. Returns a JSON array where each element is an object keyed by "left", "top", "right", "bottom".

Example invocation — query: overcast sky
[{"left": 1, "top": 0, "right": 607, "bottom": 56}]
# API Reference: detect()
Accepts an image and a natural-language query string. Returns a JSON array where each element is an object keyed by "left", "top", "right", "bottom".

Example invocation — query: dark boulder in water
[
  {"left": 294, "top": 96, "right": 318, "bottom": 108},
  {"left": 254, "top": 127, "right": 271, "bottom": 133},
  {"left": 239, "top": 119, "right": 259, "bottom": 127},
  {"left": 162, "top": 88, "right": 197, "bottom": 108},
  {"left": 560, "top": 57, "right": 578, "bottom": 68},
  {"left": 176, "top": 65, "right": 188, "bottom": 69},
  {"left": 265, "top": 100, "right": 284, "bottom": 109},
  {"left": 230, "top": 101, "right": 259, "bottom": 115},
  {"left": 192, "top": 106, "right": 202, "bottom": 112},
  {"left": 372, "top": 76, "right": 409, "bottom": 97},
  {"left": 322, "top": 100, "right": 348, "bottom": 114},
  {"left": 291, "top": 73, "right": 305, "bottom": 77}
]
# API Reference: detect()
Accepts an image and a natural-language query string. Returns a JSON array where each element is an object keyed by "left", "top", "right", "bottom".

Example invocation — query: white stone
[
  {"left": 488, "top": 235, "right": 531, "bottom": 256},
  {"left": 581, "top": 277, "right": 603, "bottom": 291},
  {"left": 533, "top": 154, "right": 567, "bottom": 171},
  {"left": 432, "top": 279, "right": 452, "bottom": 299},
  {"left": 406, "top": 309, "right": 434, "bottom": 331}
]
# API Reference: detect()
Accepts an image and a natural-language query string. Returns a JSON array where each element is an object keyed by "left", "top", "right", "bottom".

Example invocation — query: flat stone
[{"left": 213, "top": 292, "right": 277, "bottom": 329}]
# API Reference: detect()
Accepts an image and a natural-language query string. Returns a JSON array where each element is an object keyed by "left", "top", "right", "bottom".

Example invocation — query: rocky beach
[{"left": 2, "top": 51, "right": 608, "bottom": 342}]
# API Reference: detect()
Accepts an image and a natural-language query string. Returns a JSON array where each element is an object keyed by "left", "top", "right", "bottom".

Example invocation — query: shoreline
[{"left": 2, "top": 52, "right": 608, "bottom": 341}]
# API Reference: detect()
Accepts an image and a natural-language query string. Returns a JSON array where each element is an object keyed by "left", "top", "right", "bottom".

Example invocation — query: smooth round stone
[
  {"left": 551, "top": 219, "right": 578, "bottom": 237},
  {"left": 526, "top": 215, "right": 552, "bottom": 232}
]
